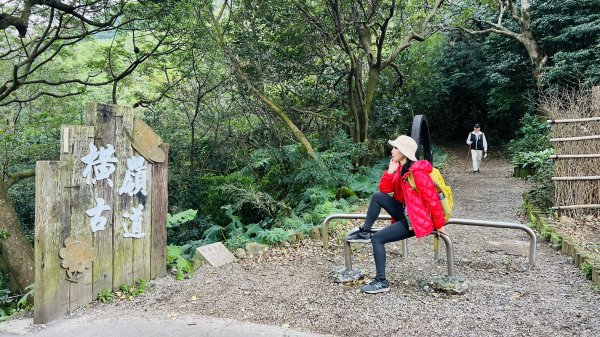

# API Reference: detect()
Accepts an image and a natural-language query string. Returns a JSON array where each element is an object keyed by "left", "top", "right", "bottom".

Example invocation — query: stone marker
[{"left": 195, "top": 242, "right": 236, "bottom": 267}]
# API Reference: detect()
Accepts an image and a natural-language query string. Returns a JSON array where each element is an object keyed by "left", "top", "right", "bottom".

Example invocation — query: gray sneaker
[
  {"left": 345, "top": 228, "right": 371, "bottom": 243},
  {"left": 361, "top": 277, "right": 390, "bottom": 294}
]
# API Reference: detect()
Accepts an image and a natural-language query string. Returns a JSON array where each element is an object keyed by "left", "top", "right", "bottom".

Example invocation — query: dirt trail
[{"left": 2, "top": 145, "right": 599, "bottom": 337}]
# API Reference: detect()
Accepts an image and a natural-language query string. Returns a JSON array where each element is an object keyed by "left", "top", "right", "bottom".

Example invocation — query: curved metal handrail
[
  {"left": 343, "top": 226, "right": 455, "bottom": 276},
  {"left": 321, "top": 213, "right": 390, "bottom": 248},
  {"left": 321, "top": 215, "right": 537, "bottom": 267},
  {"left": 445, "top": 218, "right": 537, "bottom": 266}
]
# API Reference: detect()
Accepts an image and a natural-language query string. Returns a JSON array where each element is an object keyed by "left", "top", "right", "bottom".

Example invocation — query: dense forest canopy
[{"left": 0, "top": 0, "right": 598, "bottom": 300}]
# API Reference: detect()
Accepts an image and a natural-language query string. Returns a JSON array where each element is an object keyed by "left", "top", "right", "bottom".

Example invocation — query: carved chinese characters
[{"left": 81, "top": 144, "right": 147, "bottom": 238}]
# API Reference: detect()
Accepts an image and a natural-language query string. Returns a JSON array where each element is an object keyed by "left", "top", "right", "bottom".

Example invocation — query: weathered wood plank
[
  {"left": 88, "top": 103, "right": 117, "bottom": 295},
  {"left": 150, "top": 144, "right": 169, "bottom": 278},
  {"left": 550, "top": 135, "right": 600, "bottom": 142},
  {"left": 547, "top": 117, "right": 600, "bottom": 124},
  {"left": 551, "top": 176, "right": 600, "bottom": 181},
  {"left": 131, "top": 164, "right": 152, "bottom": 282},
  {"left": 34, "top": 161, "right": 72, "bottom": 324},
  {"left": 61, "top": 125, "right": 95, "bottom": 309},
  {"left": 112, "top": 106, "right": 134, "bottom": 288}
]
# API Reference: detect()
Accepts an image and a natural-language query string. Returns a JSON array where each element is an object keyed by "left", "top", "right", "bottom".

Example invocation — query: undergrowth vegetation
[{"left": 507, "top": 113, "right": 554, "bottom": 210}]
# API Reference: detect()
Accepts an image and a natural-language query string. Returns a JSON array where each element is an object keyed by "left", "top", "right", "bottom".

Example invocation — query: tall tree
[
  {"left": 206, "top": 0, "right": 323, "bottom": 162},
  {"left": 298, "top": 0, "right": 445, "bottom": 144},
  {"left": 455, "top": 0, "right": 547, "bottom": 89}
]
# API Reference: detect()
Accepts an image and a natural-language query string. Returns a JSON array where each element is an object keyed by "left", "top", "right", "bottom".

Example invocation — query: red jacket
[{"left": 379, "top": 160, "right": 445, "bottom": 238}]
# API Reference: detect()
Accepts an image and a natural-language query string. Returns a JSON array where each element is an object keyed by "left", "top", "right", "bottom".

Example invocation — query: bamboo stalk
[
  {"left": 552, "top": 176, "right": 600, "bottom": 181},
  {"left": 550, "top": 154, "right": 600, "bottom": 159},
  {"left": 551, "top": 204, "right": 600, "bottom": 210},
  {"left": 550, "top": 135, "right": 600, "bottom": 142},
  {"left": 547, "top": 117, "right": 600, "bottom": 124}
]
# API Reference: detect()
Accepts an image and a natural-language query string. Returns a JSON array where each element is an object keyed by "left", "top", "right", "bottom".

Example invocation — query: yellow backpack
[{"left": 407, "top": 167, "right": 454, "bottom": 221}]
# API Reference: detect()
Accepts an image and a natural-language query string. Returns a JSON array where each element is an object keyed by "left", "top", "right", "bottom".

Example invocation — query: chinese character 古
[{"left": 85, "top": 198, "right": 111, "bottom": 232}]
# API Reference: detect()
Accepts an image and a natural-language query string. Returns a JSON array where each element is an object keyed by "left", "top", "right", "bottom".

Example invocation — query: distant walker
[{"left": 466, "top": 123, "right": 488, "bottom": 173}]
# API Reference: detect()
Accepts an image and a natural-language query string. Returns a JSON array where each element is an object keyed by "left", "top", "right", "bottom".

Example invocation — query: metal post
[
  {"left": 343, "top": 239, "right": 352, "bottom": 271},
  {"left": 438, "top": 232, "right": 455, "bottom": 276}
]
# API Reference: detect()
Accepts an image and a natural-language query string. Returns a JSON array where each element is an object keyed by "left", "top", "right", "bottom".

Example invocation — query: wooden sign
[{"left": 34, "top": 103, "right": 168, "bottom": 324}]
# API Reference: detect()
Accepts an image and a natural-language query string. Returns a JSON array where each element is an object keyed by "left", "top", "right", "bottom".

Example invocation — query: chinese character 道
[{"left": 123, "top": 204, "right": 145, "bottom": 238}]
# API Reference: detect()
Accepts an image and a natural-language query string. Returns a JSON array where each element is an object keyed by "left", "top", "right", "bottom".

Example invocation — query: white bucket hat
[{"left": 388, "top": 135, "right": 418, "bottom": 162}]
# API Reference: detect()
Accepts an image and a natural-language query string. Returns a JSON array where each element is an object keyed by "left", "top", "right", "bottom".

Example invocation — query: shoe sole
[
  {"left": 345, "top": 238, "right": 371, "bottom": 243},
  {"left": 362, "top": 287, "right": 390, "bottom": 294}
]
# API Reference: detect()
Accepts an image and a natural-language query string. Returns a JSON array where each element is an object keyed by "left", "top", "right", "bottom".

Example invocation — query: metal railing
[
  {"left": 343, "top": 226, "right": 455, "bottom": 276},
  {"left": 321, "top": 214, "right": 537, "bottom": 276},
  {"left": 445, "top": 218, "right": 537, "bottom": 267}
]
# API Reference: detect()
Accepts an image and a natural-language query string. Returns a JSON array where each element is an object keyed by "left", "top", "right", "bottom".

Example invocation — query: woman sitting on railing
[{"left": 345, "top": 135, "right": 447, "bottom": 294}]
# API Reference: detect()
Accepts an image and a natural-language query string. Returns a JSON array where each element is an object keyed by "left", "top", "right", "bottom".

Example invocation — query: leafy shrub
[
  {"left": 168, "top": 173, "right": 256, "bottom": 228},
  {"left": 506, "top": 113, "right": 551, "bottom": 158},
  {"left": 527, "top": 160, "right": 555, "bottom": 209},
  {"left": 256, "top": 228, "right": 289, "bottom": 245},
  {"left": 511, "top": 149, "right": 554, "bottom": 169},
  {"left": 166, "top": 245, "right": 194, "bottom": 281},
  {"left": 98, "top": 288, "right": 114, "bottom": 303}
]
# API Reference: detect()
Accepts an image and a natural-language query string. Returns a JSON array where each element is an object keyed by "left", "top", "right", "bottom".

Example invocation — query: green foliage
[
  {"left": 256, "top": 228, "right": 290, "bottom": 245},
  {"left": 0, "top": 280, "right": 33, "bottom": 321},
  {"left": 506, "top": 114, "right": 551, "bottom": 158},
  {"left": 167, "top": 210, "right": 198, "bottom": 228},
  {"left": 511, "top": 149, "right": 554, "bottom": 169},
  {"left": 98, "top": 288, "right": 114, "bottom": 303},
  {"left": 98, "top": 279, "right": 150, "bottom": 303},
  {"left": 580, "top": 262, "right": 593, "bottom": 280},
  {"left": 166, "top": 245, "right": 194, "bottom": 281},
  {"left": 534, "top": 0, "right": 600, "bottom": 87},
  {"left": 527, "top": 163, "right": 555, "bottom": 210}
]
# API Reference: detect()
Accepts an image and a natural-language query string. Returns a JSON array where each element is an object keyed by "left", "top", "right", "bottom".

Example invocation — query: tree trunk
[
  {"left": 190, "top": 122, "right": 196, "bottom": 174},
  {"left": 0, "top": 184, "right": 35, "bottom": 293},
  {"left": 363, "top": 67, "right": 381, "bottom": 142},
  {"left": 519, "top": 30, "right": 547, "bottom": 89},
  {"left": 211, "top": 15, "right": 322, "bottom": 164}
]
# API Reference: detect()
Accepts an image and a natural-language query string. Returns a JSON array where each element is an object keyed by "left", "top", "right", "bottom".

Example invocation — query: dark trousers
[{"left": 363, "top": 192, "right": 415, "bottom": 279}]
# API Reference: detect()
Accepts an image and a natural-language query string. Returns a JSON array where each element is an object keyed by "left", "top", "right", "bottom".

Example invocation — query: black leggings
[{"left": 363, "top": 191, "right": 415, "bottom": 279}]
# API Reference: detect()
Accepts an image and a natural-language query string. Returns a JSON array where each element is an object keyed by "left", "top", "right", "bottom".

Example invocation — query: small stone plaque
[{"left": 196, "top": 242, "right": 236, "bottom": 267}]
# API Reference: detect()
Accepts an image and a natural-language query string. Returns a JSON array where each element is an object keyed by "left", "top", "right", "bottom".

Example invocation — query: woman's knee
[
  {"left": 372, "top": 191, "right": 387, "bottom": 201},
  {"left": 371, "top": 232, "right": 384, "bottom": 245}
]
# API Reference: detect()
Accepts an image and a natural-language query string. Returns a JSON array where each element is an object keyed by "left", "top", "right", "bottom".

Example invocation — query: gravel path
[{"left": 9, "top": 145, "right": 600, "bottom": 336}]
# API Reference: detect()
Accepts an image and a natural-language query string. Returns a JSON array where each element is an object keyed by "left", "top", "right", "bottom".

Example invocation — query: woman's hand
[
  {"left": 387, "top": 158, "right": 400, "bottom": 174},
  {"left": 436, "top": 226, "right": 448, "bottom": 235}
]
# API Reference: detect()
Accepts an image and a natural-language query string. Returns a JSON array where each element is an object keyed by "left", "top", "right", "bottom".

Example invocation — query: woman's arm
[{"left": 379, "top": 171, "right": 394, "bottom": 193}]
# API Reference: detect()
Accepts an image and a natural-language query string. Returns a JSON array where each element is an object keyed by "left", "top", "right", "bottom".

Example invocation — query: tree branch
[
  {"left": 382, "top": 0, "right": 444, "bottom": 68},
  {"left": 6, "top": 169, "right": 35, "bottom": 189}
]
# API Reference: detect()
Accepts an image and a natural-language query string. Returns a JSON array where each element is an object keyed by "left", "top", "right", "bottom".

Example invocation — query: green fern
[{"left": 167, "top": 209, "right": 198, "bottom": 228}]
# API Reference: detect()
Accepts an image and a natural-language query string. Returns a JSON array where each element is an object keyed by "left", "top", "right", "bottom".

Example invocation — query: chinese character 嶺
[{"left": 118, "top": 155, "right": 147, "bottom": 196}]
